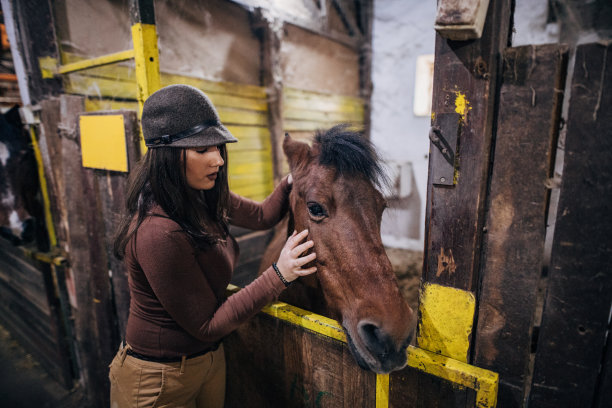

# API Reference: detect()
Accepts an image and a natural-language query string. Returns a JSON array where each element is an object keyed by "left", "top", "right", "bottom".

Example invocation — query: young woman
[{"left": 109, "top": 84, "right": 317, "bottom": 407}]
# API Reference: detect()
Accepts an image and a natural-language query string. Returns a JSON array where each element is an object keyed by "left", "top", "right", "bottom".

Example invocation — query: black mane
[{"left": 314, "top": 124, "right": 389, "bottom": 189}]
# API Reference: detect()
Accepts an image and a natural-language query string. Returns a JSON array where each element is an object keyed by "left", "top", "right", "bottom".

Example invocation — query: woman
[{"left": 109, "top": 84, "right": 317, "bottom": 407}]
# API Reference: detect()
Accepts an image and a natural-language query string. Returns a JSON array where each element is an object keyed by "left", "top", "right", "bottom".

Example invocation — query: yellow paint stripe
[
  {"left": 417, "top": 283, "right": 476, "bottom": 363},
  {"left": 131, "top": 22, "right": 161, "bottom": 153},
  {"left": 29, "top": 126, "right": 57, "bottom": 247},
  {"left": 226, "top": 284, "right": 498, "bottom": 407},
  {"left": 376, "top": 374, "right": 389, "bottom": 408},
  {"left": 406, "top": 347, "right": 498, "bottom": 408},
  {"left": 57, "top": 50, "right": 135, "bottom": 75}
]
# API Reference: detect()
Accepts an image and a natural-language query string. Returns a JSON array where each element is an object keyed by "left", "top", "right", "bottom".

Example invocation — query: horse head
[
  {"left": 0, "top": 106, "right": 39, "bottom": 246},
  {"left": 282, "top": 125, "right": 415, "bottom": 373}
]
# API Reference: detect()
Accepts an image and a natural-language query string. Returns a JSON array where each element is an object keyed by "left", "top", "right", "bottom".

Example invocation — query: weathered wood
[
  {"left": 0, "top": 238, "right": 73, "bottom": 387},
  {"left": 472, "top": 44, "right": 568, "bottom": 407},
  {"left": 225, "top": 312, "right": 376, "bottom": 407},
  {"left": 357, "top": 0, "right": 373, "bottom": 139},
  {"left": 84, "top": 110, "right": 140, "bottom": 341},
  {"left": 59, "top": 95, "right": 116, "bottom": 408},
  {"left": 253, "top": 8, "right": 285, "bottom": 183},
  {"left": 0, "top": 0, "right": 62, "bottom": 104},
  {"left": 423, "top": 0, "right": 513, "bottom": 291},
  {"left": 529, "top": 42, "right": 612, "bottom": 407}
]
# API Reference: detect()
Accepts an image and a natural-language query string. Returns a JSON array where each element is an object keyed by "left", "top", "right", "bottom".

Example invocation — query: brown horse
[{"left": 261, "top": 125, "right": 415, "bottom": 374}]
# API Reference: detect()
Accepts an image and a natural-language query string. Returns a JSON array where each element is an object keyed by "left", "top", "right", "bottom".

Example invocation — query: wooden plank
[
  {"left": 225, "top": 312, "right": 376, "bottom": 407},
  {"left": 253, "top": 8, "right": 285, "bottom": 182},
  {"left": 472, "top": 44, "right": 568, "bottom": 407},
  {"left": 529, "top": 42, "right": 612, "bottom": 407},
  {"left": 284, "top": 88, "right": 364, "bottom": 114},
  {"left": 423, "top": 0, "right": 513, "bottom": 292},
  {"left": 67, "top": 73, "right": 268, "bottom": 111},
  {"left": 85, "top": 110, "right": 140, "bottom": 342},
  {"left": 59, "top": 95, "right": 116, "bottom": 408}
]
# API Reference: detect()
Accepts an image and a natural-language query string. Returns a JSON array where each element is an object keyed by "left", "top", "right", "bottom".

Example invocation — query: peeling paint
[{"left": 454, "top": 91, "right": 472, "bottom": 122}]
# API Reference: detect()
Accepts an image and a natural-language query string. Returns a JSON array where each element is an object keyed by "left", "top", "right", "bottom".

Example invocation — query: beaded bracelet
[{"left": 272, "top": 263, "right": 291, "bottom": 287}]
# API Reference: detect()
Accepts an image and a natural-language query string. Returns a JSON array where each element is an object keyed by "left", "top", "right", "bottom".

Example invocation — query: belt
[{"left": 126, "top": 343, "right": 220, "bottom": 363}]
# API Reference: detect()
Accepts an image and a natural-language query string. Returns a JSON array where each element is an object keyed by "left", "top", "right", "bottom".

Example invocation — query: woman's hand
[{"left": 275, "top": 229, "right": 317, "bottom": 283}]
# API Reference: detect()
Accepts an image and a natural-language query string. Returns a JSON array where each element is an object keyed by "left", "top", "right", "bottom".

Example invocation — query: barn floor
[
  {"left": 0, "top": 324, "right": 89, "bottom": 408},
  {"left": 386, "top": 247, "right": 423, "bottom": 311}
]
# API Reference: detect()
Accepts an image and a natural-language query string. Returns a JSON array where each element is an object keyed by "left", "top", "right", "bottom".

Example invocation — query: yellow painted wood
[
  {"left": 131, "top": 23, "right": 161, "bottom": 109},
  {"left": 417, "top": 282, "right": 476, "bottom": 363},
  {"left": 406, "top": 346, "right": 498, "bottom": 408},
  {"left": 283, "top": 107, "right": 363, "bottom": 123},
  {"left": 38, "top": 56, "right": 57, "bottom": 79},
  {"left": 79, "top": 115, "right": 128, "bottom": 172},
  {"left": 225, "top": 283, "right": 498, "bottom": 407},
  {"left": 132, "top": 22, "right": 161, "bottom": 153},
  {"left": 284, "top": 87, "right": 364, "bottom": 114},
  {"left": 57, "top": 50, "right": 135, "bottom": 75},
  {"left": 29, "top": 126, "right": 57, "bottom": 247},
  {"left": 284, "top": 119, "right": 355, "bottom": 132},
  {"left": 376, "top": 374, "right": 389, "bottom": 408}
]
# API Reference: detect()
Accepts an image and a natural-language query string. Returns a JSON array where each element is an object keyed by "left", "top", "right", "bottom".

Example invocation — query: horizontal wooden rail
[
  {"left": 227, "top": 284, "right": 498, "bottom": 407},
  {"left": 47, "top": 49, "right": 136, "bottom": 76}
]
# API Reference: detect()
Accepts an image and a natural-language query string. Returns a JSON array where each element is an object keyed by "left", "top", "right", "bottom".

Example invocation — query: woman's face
[{"left": 184, "top": 145, "right": 225, "bottom": 190}]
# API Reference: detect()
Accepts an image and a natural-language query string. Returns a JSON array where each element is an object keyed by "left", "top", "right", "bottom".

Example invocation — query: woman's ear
[{"left": 283, "top": 133, "right": 311, "bottom": 173}]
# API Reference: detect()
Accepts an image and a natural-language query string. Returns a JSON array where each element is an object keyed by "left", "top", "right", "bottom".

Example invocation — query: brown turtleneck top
[{"left": 124, "top": 178, "right": 290, "bottom": 358}]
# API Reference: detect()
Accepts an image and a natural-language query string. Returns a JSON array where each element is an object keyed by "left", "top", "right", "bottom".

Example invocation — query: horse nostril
[{"left": 359, "top": 322, "right": 390, "bottom": 357}]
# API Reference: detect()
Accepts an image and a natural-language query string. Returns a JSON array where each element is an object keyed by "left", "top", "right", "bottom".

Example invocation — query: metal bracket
[{"left": 430, "top": 113, "right": 460, "bottom": 186}]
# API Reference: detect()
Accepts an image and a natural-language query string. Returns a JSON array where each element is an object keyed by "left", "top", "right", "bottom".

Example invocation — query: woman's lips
[{"left": 207, "top": 173, "right": 218, "bottom": 181}]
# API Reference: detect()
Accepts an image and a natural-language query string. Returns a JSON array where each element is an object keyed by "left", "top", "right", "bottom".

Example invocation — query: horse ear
[{"left": 283, "top": 133, "right": 312, "bottom": 173}]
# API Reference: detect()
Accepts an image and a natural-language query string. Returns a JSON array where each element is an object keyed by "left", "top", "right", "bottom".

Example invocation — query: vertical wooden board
[
  {"left": 389, "top": 365, "right": 475, "bottom": 408},
  {"left": 423, "top": 0, "right": 513, "bottom": 292},
  {"left": 39, "top": 99, "right": 68, "bottom": 245},
  {"left": 529, "top": 42, "right": 612, "bottom": 407},
  {"left": 59, "top": 95, "right": 116, "bottom": 408},
  {"left": 225, "top": 312, "right": 374, "bottom": 407},
  {"left": 87, "top": 110, "right": 140, "bottom": 340},
  {"left": 472, "top": 44, "right": 568, "bottom": 407}
]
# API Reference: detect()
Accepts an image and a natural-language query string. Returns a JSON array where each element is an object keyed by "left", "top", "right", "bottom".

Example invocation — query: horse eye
[{"left": 307, "top": 202, "right": 327, "bottom": 219}]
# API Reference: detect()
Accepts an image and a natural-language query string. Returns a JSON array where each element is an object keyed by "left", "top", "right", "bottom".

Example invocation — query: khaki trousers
[{"left": 109, "top": 343, "right": 225, "bottom": 408}]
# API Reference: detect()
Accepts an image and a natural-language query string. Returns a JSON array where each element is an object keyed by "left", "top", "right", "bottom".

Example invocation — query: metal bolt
[{"left": 440, "top": 177, "right": 446, "bottom": 183}]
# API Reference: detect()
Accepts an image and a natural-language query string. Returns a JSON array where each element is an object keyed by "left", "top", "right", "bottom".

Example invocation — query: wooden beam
[
  {"left": 529, "top": 41, "right": 612, "bottom": 408},
  {"left": 0, "top": 0, "right": 63, "bottom": 105},
  {"left": 472, "top": 44, "right": 568, "bottom": 406},
  {"left": 253, "top": 8, "right": 285, "bottom": 183},
  {"left": 423, "top": 0, "right": 513, "bottom": 292}
]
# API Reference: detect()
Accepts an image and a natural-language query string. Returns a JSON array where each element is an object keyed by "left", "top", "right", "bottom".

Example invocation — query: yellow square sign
[{"left": 79, "top": 114, "right": 128, "bottom": 172}]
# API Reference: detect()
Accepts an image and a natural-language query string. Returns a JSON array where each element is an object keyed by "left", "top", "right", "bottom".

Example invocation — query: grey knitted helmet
[{"left": 141, "top": 84, "right": 238, "bottom": 148}]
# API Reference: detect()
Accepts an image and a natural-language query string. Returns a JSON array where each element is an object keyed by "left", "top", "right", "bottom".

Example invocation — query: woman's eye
[{"left": 307, "top": 202, "right": 327, "bottom": 219}]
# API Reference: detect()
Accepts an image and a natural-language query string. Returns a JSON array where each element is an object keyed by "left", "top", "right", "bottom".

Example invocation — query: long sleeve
[
  {"left": 228, "top": 176, "right": 291, "bottom": 230},
  {"left": 127, "top": 214, "right": 286, "bottom": 357}
]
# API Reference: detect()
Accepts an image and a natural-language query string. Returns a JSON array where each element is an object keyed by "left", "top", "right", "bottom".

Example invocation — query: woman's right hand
[{"left": 275, "top": 229, "right": 317, "bottom": 283}]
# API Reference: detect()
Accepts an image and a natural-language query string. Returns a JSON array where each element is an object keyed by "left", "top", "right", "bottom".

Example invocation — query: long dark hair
[{"left": 113, "top": 145, "right": 230, "bottom": 259}]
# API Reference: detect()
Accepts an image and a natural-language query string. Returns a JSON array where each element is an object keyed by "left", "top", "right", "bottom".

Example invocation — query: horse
[
  {"left": 260, "top": 125, "right": 415, "bottom": 374},
  {"left": 0, "top": 106, "right": 42, "bottom": 247}
]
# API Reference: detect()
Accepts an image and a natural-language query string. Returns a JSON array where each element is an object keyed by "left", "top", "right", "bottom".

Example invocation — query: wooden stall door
[{"left": 529, "top": 41, "right": 612, "bottom": 408}]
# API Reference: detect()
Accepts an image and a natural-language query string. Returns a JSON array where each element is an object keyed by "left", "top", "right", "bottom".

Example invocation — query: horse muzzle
[{"left": 344, "top": 320, "right": 412, "bottom": 374}]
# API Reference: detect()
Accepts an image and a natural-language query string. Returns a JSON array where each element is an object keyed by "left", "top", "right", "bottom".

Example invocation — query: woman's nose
[{"left": 214, "top": 150, "right": 224, "bottom": 167}]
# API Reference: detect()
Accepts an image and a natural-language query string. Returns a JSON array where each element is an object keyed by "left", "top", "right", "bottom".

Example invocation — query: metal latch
[{"left": 429, "top": 113, "right": 460, "bottom": 186}]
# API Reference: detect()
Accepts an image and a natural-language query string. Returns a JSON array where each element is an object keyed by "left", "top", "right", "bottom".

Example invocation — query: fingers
[{"left": 296, "top": 252, "right": 316, "bottom": 267}]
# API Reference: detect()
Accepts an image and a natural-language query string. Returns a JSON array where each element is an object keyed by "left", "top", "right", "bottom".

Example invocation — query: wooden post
[
  {"left": 529, "top": 42, "right": 612, "bottom": 408},
  {"left": 57, "top": 95, "right": 116, "bottom": 408},
  {"left": 358, "top": 0, "right": 374, "bottom": 139},
  {"left": 129, "top": 0, "right": 160, "bottom": 153},
  {"left": 0, "top": 0, "right": 62, "bottom": 105},
  {"left": 472, "top": 44, "right": 568, "bottom": 407},
  {"left": 80, "top": 110, "right": 140, "bottom": 342},
  {"left": 253, "top": 8, "right": 284, "bottom": 183},
  {"left": 423, "top": 0, "right": 513, "bottom": 291}
]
